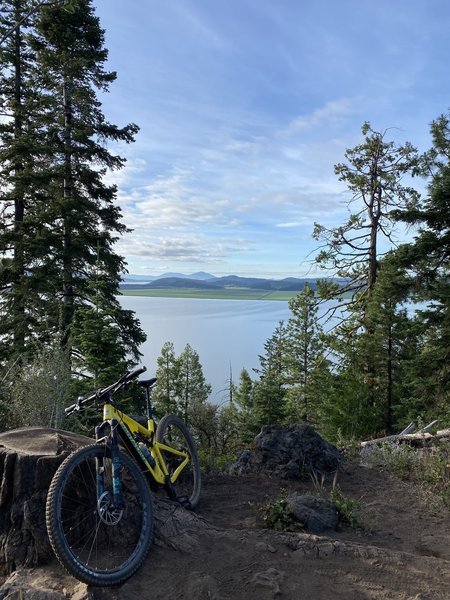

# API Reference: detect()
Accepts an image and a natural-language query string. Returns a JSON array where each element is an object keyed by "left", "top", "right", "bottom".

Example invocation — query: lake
[{"left": 118, "top": 296, "right": 292, "bottom": 402}]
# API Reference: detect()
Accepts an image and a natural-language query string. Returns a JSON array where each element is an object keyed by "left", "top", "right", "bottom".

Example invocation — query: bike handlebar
[{"left": 64, "top": 365, "right": 147, "bottom": 417}]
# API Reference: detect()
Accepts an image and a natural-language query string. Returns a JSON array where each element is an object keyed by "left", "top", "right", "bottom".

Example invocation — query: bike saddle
[{"left": 137, "top": 377, "right": 157, "bottom": 389}]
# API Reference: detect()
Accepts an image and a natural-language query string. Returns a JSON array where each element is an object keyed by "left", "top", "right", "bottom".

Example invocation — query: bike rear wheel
[
  {"left": 46, "top": 444, "right": 153, "bottom": 587},
  {"left": 156, "top": 415, "right": 201, "bottom": 509}
]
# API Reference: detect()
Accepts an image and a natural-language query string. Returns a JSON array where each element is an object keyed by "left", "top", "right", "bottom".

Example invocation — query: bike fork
[{"left": 95, "top": 419, "right": 124, "bottom": 508}]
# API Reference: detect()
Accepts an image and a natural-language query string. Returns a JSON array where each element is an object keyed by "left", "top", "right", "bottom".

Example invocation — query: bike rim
[
  {"left": 56, "top": 449, "right": 150, "bottom": 575},
  {"left": 159, "top": 425, "right": 197, "bottom": 505}
]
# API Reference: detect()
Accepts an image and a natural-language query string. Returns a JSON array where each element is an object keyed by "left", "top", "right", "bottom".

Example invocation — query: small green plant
[
  {"left": 260, "top": 494, "right": 303, "bottom": 532},
  {"left": 310, "top": 470, "right": 362, "bottom": 528},
  {"left": 330, "top": 486, "right": 361, "bottom": 529}
]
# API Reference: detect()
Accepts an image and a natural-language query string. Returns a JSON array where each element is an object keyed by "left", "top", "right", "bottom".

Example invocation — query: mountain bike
[{"left": 45, "top": 366, "right": 201, "bottom": 587}]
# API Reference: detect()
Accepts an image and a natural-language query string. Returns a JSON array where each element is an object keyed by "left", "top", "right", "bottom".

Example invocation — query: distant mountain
[
  {"left": 155, "top": 271, "right": 217, "bottom": 281},
  {"left": 120, "top": 274, "right": 347, "bottom": 292},
  {"left": 138, "top": 277, "right": 220, "bottom": 290},
  {"left": 121, "top": 271, "right": 216, "bottom": 283},
  {"left": 121, "top": 274, "right": 157, "bottom": 283}
]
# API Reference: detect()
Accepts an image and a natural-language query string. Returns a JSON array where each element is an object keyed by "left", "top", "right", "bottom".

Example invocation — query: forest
[{"left": 0, "top": 0, "right": 448, "bottom": 460}]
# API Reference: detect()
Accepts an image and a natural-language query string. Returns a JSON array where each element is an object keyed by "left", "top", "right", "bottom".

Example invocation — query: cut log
[{"left": 0, "top": 428, "right": 92, "bottom": 575}]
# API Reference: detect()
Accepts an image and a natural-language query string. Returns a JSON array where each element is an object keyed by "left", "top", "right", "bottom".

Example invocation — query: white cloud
[
  {"left": 118, "top": 233, "right": 252, "bottom": 264},
  {"left": 284, "top": 99, "right": 354, "bottom": 135},
  {"left": 94, "top": 0, "right": 446, "bottom": 277}
]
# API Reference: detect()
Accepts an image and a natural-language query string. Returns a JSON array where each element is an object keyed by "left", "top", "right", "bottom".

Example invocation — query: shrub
[{"left": 260, "top": 494, "right": 303, "bottom": 532}]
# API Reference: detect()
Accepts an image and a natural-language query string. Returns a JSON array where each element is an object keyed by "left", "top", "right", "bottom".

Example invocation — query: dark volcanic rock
[
  {"left": 285, "top": 493, "right": 339, "bottom": 533},
  {"left": 230, "top": 424, "right": 341, "bottom": 478}
]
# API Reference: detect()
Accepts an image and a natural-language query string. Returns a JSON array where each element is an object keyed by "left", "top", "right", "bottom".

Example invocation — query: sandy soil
[{"left": 1, "top": 460, "right": 449, "bottom": 600}]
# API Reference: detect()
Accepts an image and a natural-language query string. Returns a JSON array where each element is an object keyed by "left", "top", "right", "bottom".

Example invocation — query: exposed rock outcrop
[{"left": 230, "top": 424, "right": 341, "bottom": 478}]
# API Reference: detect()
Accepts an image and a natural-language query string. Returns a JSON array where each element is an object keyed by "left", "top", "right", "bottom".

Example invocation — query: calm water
[{"left": 118, "top": 296, "right": 291, "bottom": 402}]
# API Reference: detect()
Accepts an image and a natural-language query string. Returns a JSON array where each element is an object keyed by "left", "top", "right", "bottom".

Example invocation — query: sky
[{"left": 92, "top": 0, "right": 449, "bottom": 279}]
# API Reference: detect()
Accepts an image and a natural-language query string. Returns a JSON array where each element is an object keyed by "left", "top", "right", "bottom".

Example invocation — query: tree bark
[{"left": 0, "top": 428, "right": 92, "bottom": 575}]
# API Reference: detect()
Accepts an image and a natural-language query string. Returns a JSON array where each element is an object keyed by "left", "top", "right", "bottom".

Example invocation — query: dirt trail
[{"left": 1, "top": 461, "right": 449, "bottom": 599}]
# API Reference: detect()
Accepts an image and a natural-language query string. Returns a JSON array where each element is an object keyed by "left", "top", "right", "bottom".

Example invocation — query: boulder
[
  {"left": 285, "top": 493, "right": 339, "bottom": 533},
  {"left": 230, "top": 424, "right": 341, "bottom": 478}
]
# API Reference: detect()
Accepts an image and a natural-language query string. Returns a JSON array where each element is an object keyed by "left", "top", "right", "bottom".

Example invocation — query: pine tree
[
  {"left": 314, "top": 316, "right": 379, "bottom": 441},
  {"left": 31, "top": 0, "right": 141, "bottom": 355},
  {"left": 390, "top": 112, "right": 450, "bottom": 419},
  {"left": 314, "top": 122, "right": 419, "bottom": 310},
  {"left": 153, "top": 341, "right": 180, "bottom": 417},
  {"left": 153, "top": 342, "right": 211, "bottom": 424},
  {"left": 284, "top": 285, "right": 328, "bottom": 424},
  {"left": 0, "top": 0, "right": 45, "bottom": 360},
  {"left": 233, "top": 367, "right": 257, "bottom": 444},
  {"left": 252, "top": 321, "right": 288, "bottom": 428},
  {"left": 0, "top": 0, "right": 145, "bottom": 373},
  {"left": 177, "top": 343, "right": 211, "bottom": 425},
  {"left": 357, "top": 256, "right": 420, "bottom": 432}
]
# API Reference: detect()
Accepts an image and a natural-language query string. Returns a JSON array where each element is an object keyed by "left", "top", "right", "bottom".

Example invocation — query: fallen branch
[{"left": 361, "top": 427, "right": 450, "bottom": 448}]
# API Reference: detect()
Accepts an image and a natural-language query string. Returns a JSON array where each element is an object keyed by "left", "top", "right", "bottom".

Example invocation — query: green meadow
[{"left": 120, "top": 287, "right": 298, "bottom": 301}]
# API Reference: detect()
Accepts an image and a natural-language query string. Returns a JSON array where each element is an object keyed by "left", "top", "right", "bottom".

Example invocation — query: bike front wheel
[
  {"left": 46, "top": 444, "right": 153, "bottom": 587},
  {"left": 156, "top": 415, "right": 201, "bottom": 509}
]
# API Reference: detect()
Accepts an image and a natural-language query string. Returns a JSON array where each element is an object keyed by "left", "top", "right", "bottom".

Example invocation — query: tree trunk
[
  {"left": 61, "top": 79, "right": 74, "bottom": 348},
  {"left": 12, "top": 0, "right": 26, "bottom": 353},
  {"left": 0, "top": 428, "right": 91, "bottom": 575}
]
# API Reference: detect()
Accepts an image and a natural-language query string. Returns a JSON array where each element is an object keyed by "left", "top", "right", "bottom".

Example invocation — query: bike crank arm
[{"left": 164, "top": 476, "right": 191, "bottom": 509}]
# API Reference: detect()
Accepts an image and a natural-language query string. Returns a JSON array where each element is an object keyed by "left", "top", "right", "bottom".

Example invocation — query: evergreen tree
[
  {"left": 233, "top": 367, "right": 257, "bottom": 444},
  {"left": 0, "top": 0, "right": 145, "bottom": 375},
  {"left": 69, "top": 247, "right": 145, "bottom": 388},
  {"left": 152, "top": 341, "right": 211, "bottom": 424},
  {"left": 177, "top": 343, "right": 211, "bottom": 425},
  {"left": 390, "top": 112, "right": 450, "bottom": 419},
  {"left": 284, "top": 285, "right": 328, "bottom": 423},
  {"left": 153, "top": 341, "right": 180, "bottom": 417},
  {"left": 0, "top": 0, "right": 44, "bottom": 359},
  {"left": 30, "top": 0, "right": 142, "bottom": 356},
  {"left": 356, "top": 256, "right": 420, "bottom": 432},
  {"left": 314, "top": 316, "right": 379, "bottom": 441},
  {"left": 251, "top": 321, "right": 288, "bottom": 428},
  {"left": 314, "top": 122, "right": 419, "bottom": 310}
]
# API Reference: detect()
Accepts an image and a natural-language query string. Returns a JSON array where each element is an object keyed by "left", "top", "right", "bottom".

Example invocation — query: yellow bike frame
[{"left": 102, "top": 403, "right": 190, "bottom": 485}]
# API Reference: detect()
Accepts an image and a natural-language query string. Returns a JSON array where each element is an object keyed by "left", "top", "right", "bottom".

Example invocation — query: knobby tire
[
  {"left": 46, "top": 444, "right": 153, "bottom": 587},
  {"left": 156, "top": 414, "right": 201, "bottom": 509}
]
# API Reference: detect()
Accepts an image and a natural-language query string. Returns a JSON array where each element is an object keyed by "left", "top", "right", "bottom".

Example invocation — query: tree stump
[
  {"left": 0, "top": 427, "right": 209, "bottom": 578},
  {"left": 0, "top": 428, "right": 93, "bottom": 575}
]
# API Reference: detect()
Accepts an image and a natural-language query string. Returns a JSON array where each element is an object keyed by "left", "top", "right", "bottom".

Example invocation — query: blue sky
[{"left": 93, "top": 0, "right": 449, "bottom": 278}]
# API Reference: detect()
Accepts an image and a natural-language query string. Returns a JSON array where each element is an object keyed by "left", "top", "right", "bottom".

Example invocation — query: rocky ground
[{"left": 1, "top": 458, "right": 449, "bottom": 600}]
